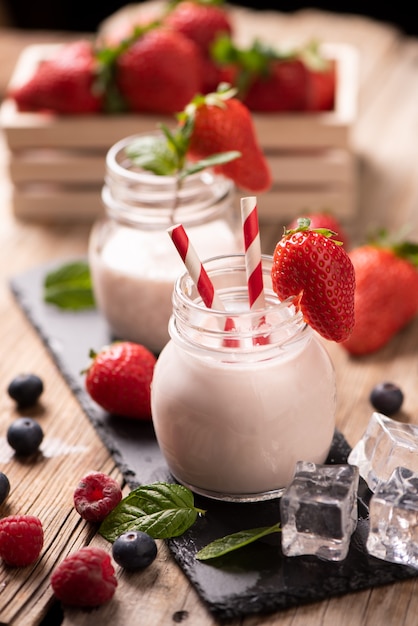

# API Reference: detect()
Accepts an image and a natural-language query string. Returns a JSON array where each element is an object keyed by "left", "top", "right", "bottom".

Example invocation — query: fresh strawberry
[
  {"left": 342, "top": 240, "right": 418, "bottom": 355},
  {"left": 84, "top": 341, "right": 157, "bottom": 420},
  {"left": 271, "top": 218, "right": 355, "bottom": 342},
  {"left": 184, "top": 87, "right": 272, "bottom": 192},
  {"left": 211, "top": 36, "right": 336, "bottom": 112},
  {"left": 115, "top": 27, "right": 203, "bottom": 114},
  {"left": 51, "top": 547, "right": 117, "bottom": 607},
  {"left": 287, "top": 212, "right": 350, "bottom": 249},
  {"left": 305, "top": 59, "right": 337, "bottom": 111},
  {"left": 164, "top": 1, "right": 233, "bottom": 56},
  {"left": 243, "top": 58, "right": 308, "bottom": 112},
  {"left": 9, "top": 40, "right": 103, "bottom": 114}
]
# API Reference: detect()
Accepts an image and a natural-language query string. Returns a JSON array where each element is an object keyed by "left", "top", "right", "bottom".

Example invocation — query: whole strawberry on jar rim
[
  {"left": 271, "top": 217, "right": 356, "bottom": 343},
  {"left": 342, "top": 231, "right": 418, "bottom": 356},
  {"left": 183, "top": 85, "right": 272, "bottom": 193}
]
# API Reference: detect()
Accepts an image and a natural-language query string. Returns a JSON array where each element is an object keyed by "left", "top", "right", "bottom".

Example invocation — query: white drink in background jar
[
  {"left": 151, "top": 255, "right": 337, "bottom": 502},
  {"left": 88, "top": 132, "right": 239, "bottom": 355},
  {"left": 89, "top": 218, "right": 238, "bottom": 354}
]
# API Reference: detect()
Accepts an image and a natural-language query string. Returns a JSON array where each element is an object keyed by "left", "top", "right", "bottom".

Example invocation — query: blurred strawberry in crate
[
  {"left": 287, "top": 211, "right": 350, "bottom": 249},
  {"left": 342, "top": 231, "right": 418, "bottom": 356},
  {"left": 164, "top": 0, "right": 232, "bottom": 55},
  {"left": 164, "top": 0, "right": 233, "bottom": 93},
  {"left": 212, "top": 37, "right": 336, "bottom": 112},
  {"left": 112, "top": 27, "right": 203, "bottom": 114},
  {"left": 9, "top": 40, "right": 103, "bottom": 114}
]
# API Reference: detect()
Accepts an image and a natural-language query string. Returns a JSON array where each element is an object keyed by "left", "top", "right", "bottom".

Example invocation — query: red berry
[
  {"left": 0, "top": 515, "right": 43, "bottom": 567},
  {"left": 164, "top": 1, "right": 233, "bottom": 55},
  {"left": 271, "top": 219, "right": 355, "bottom": 342},
  {"left": 116, "top": 27, "right": 202, "bottom": 114},
  {"left": 51, "top": 546, "right": 117, "bottom": 607},
  {"left": 243, "top": 58, "right": 308, "bottom": 112},
  {"left": 9, "top": 40, "right": 103, "bottom": 114},
  {"left": 85, "top": 341, "right": 157, "bottom": 420},
  {"left": 187, "top": 91, "right": 272, "bottom": 193},
  {"left": 73, "top": 472, "right": 122, "bottom": 522},
  {"left": 342, "top": 245, "right": 418, "bottom": 355}
]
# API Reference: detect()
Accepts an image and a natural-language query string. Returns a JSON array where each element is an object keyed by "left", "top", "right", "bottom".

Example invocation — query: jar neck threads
[
  {"left": 103, "top": 133, "right": 235, "bottom": 229},
  {"left": 170, "top": 254, "right": 309, "bottom": 361}
]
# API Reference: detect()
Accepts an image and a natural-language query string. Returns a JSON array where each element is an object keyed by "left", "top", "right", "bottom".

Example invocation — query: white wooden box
[{"left": 0, "top": 42, "right": 358, "bottom": 223}]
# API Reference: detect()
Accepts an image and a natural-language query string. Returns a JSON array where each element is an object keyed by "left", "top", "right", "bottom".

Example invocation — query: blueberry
[
  {"left": 7, "top": 374, "right": 44, "bottom": 408},
  {"left": 370, "top": 382, "right": 404, "bottom": 416},
  {"left": 112, "top": 530, "right": 157, "bottom": 570},
  {"left": 7, "top": 417, "right": 44, "bottom": 456},
  {"left": 0, "top": 472, "right": 10, "bottom": 505}
]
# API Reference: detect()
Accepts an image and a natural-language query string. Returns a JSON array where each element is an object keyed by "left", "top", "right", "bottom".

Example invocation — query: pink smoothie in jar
[{"left": 151, "top": 254, "right": 337, "bottom": 502}]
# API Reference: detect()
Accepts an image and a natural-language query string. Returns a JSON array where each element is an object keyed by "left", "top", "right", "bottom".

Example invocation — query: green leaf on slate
[
  {"left": 195, "top": 522, "right": 281, "bottom": 561},
  {"left": 99, "top": 482, "right": 206, "bottom": 543},
  {"left": 43, "top": 260, "right": 95, "bottom": 310}
]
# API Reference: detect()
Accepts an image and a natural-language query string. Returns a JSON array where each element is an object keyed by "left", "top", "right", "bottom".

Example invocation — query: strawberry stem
[{"left": 284, "top": 217, "right": 341, "bottom": 244}]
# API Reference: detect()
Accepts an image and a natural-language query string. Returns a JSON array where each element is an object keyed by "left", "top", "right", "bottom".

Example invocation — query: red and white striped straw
[
  {"left": 167, "top": 224, "right": 225, "bottom": 311},
  {"left": 241, "top": 196, "right": 265, "bottom": 310}
]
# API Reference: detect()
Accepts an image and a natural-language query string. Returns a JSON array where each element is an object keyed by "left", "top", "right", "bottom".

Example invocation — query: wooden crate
[{"left": 0, "top": 42, "right": 358, "bottom": 223}]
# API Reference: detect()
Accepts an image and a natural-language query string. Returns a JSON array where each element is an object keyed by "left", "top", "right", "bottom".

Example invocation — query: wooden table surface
[{"left": 1, "top": 5, "right": 418, "bottom": 625}]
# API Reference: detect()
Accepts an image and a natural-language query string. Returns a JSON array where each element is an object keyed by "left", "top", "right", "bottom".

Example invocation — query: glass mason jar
[
  {"left": 88, "top": 133, "right": 240, "bottom": 355},
  {"left": 151, "top": 254, "right": 337, "bottom": 502}
]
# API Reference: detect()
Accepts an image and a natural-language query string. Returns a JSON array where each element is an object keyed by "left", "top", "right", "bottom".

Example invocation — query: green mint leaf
[
  {"left": 125, "top": 134, "right": 181, "bottom": 176},
  {"left": 43, "top": 261, "right": 95, "bottom": 310},
  {"left": 99, "top": 482, "right": 206, "bottom": 543},
  {"left": 181, "top": 151, "right": 241, "bottom": 178},
  {"left": 195, "top": 522, "right": 281, "bottom": 561}
]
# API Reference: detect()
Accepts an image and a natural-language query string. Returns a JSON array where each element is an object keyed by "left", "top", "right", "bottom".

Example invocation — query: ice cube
[
  {"left": 348, "top": 412, "right": 418, "bottom": 492},
  {"left": 367, "top": 466, "right": 418, "bottom": 568},
  {"left": 280, "top": 461, "right": 359, "bottom": 561}
]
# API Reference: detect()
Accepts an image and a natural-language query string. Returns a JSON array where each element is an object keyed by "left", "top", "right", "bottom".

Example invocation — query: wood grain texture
[{"left": 1, "top": 3, "right": 418, "bottom": 624}]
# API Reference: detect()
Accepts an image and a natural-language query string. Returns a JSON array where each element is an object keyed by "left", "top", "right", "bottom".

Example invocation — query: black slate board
[{"left": 9, "top": 260, "right": 418, "bottom": 623}]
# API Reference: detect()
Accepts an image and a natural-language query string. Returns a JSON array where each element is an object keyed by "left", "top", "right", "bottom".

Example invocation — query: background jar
[
  {"left": 88, "top": 133, "right": 240, "bottom": 355},
  {"left": 151, "top": 254, "right": 337, "bottom": 502}
]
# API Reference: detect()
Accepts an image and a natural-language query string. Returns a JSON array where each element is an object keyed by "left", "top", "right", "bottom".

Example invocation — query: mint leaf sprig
[
  {"left": 43, "top": 260, "right": 95, "bottom": 310},
  {"left": 99, "top": 482, "right": 206, "bottom": 543},
  {"left": 195, "top": 523, "right": 281, "bottom": 561},
  {"left": 99, "top": 480, "right": 281, "bottom": 563}
]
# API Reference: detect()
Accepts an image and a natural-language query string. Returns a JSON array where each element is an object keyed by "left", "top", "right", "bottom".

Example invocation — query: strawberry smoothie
[{"left": 151, "top": 255, "right": 337, "bottom": 501}]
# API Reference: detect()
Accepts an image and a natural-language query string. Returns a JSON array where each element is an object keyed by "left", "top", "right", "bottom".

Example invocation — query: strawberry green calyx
[
  {"left": 211, "top": 37, "right": 330, "bottom": 99},
  {"left": 284, "top": 217, "right": 342, "bottom": 245},
  {"left": 368, "top": 228, "right": 418, "bottom": 268}
]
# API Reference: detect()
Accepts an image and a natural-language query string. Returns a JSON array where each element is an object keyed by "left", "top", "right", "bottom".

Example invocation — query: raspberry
[
  {"left": 0, "top": 515, "right": 44, "bottom": 567},
  {"left": 73, "top": 472, "right": 122, "bottom": 522},
  {"left": 51, "top": 546, "right": 117, "bottom": 607}
]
